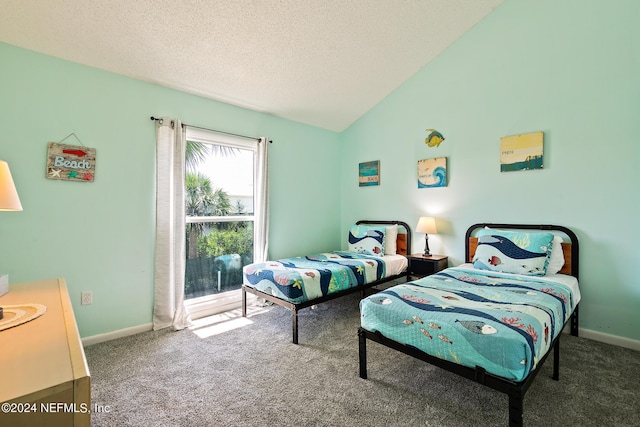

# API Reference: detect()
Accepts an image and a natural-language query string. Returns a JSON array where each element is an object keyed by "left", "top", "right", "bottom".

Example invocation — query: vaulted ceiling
[{"left": 1, "top": 0, "right": 504, "bottom": 131}]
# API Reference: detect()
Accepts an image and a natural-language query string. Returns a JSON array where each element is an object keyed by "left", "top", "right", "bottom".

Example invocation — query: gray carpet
[{"left": 85, "top": 293, "right": 639, "bottom": 426}]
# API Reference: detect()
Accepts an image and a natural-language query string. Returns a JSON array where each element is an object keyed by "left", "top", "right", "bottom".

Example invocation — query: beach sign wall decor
[{"left": 46, "top": 142, "right": 96, "bottom": 182}]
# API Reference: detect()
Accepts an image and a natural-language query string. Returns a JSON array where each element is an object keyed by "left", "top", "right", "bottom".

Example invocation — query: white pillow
[
  {"left": 546, "top": 235, "right": 565, "bottom": 275},
  {"left": 384, "top": 224, "right": 398, "bottom": 255}
]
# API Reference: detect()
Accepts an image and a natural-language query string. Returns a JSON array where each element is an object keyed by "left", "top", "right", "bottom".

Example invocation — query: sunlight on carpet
[{"left": 188, "top": 305, "right": 270, "bottom": 339}]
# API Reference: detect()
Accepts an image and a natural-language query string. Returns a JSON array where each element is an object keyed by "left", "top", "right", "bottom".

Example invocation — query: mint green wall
[
  {"left": 0, "top": 43, "right": 341, "bottom": 337},
  {"left": 341, "top": 0, "right": 640, "bottom": 341},
  {"left": 2, "top": 0, "right": 638, "bottom": 343}
]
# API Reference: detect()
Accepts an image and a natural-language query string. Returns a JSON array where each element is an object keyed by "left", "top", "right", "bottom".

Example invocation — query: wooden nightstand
[{"left": 407, "top": 254, "right": 448, "bottom": 280}]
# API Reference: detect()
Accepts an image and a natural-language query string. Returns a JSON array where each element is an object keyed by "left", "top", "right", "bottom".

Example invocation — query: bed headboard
[
  {"left": 356, "top": 220, "right": 412, "bottom": 256},
  {"left": 465, "top": 223, "right": 579, "bottom": 279}
]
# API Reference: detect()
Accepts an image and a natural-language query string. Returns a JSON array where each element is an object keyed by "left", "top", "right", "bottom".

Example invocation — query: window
[{"left": 183, "top": 127, "right": 261, "bottom": 318}]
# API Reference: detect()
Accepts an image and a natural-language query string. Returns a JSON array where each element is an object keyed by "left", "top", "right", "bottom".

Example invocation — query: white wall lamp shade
[{"left": 0, "top": 161, "right": 23, "bottom": 211}]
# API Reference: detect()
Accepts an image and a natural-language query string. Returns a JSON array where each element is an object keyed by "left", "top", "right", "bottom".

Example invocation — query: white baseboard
[
  {"left": 82, "top": 322, "right": 153, "bottom": 347},
  {"left": 578, "top": 328, "right": 640, "bottom": 352},
  {"left": 81, "top": 322, "right": 640, "bottom": 353}
]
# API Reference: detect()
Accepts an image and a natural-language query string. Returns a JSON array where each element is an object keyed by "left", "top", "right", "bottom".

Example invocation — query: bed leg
[
  {"left": 553, "top": 338, "right": 560, "bottom": 381},
  {"left": 358, "top": 328, "right": 368, "bottom": 379},
  {"left": 571, "top": 306, "right": 579, "bottom": 337},
  {"left": 241, "top": 287, "right": 247, "bottom": 317},
  {"left": 292, "top": 308, "right": 299, "bottom": 345},
  {"left": 508, "top": 393, "right": 523, "bottom": 427}
]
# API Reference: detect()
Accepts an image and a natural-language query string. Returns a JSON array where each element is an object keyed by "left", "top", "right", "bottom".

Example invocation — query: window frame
[{"left": 183, "top": 127, "right": 259, "bottom": 319}]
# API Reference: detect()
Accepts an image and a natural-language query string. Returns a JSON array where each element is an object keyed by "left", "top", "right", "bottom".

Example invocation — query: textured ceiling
[{"left": 0, "top": 0, "right": 504, "bottom": 132}]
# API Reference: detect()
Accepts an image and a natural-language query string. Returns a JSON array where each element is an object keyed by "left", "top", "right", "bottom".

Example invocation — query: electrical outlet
[{"left": 81, "top": 291, "right": 93, "bottom": 305}]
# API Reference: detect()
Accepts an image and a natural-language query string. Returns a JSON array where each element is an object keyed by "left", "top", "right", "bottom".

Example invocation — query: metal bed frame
[
  {"left": 242, "top": 220, "right": 412, "bottom": 344},
  {"left": 358, "top": 223, "right": 579, "bottom": 427}
]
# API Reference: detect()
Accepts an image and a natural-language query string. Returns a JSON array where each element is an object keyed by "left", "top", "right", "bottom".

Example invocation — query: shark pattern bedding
[
  {"left": 360, "top": 266, "right": 579, "bottom": 382},
  {"left": 244, "top": 251, "right": 392, "bottom": 304}
]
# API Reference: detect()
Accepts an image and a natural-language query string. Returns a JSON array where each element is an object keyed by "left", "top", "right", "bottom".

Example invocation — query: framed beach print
[
  {"left": 418, "top": 157, "right": 447, "bottom": 188},
  {"left": 359, "top": 160, "right": 380, "bottom": 187},
  {"left": 500, "top": 131, "right": 543, "bottom": 172}
]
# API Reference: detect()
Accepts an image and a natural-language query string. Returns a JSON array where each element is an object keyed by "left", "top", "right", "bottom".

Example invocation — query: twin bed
[
  {"left": 359, "top": 223, "right": 579, "bottom": 426},
  {"left": 242, "top": 221, "right": 580, "bottom": 426},
  {"left": 242, "top": 220, "right": 412, "bottom": 344}
]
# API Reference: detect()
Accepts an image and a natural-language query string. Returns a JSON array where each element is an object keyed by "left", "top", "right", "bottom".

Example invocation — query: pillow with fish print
[
  {"left": 348, "top": 224, "right": 386, "bottom": 257},
  {"left": 472, "top": 229, "right": 554, "bottom": 276}
]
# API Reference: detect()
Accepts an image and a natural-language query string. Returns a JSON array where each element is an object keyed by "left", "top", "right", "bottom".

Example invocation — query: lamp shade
[
  {"left": 0, "top": 161, "right": 23, "bottom": 211},
  {"left": 416, "top": 216, "right": 436, "bottom": 234}
]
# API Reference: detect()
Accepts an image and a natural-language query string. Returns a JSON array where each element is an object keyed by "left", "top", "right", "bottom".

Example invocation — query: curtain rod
[{"left": 150, "top": 116, "right": 272, "bottom": 143}]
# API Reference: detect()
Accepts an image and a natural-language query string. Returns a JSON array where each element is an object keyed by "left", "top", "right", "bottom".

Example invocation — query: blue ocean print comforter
[
  {"left": 243, "top": 252, "right": 386, "bottom": 304},
  {"left": 360, "top": 267, "right": 576, "bottom": 382}
]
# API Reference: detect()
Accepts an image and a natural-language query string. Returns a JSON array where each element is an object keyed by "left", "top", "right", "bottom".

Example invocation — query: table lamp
[
  {"left": 0, "top": 160, "right": 22, "bottom": 318},
  {"left": 415, "top": 216, "right": 436, "bottom": 256}
]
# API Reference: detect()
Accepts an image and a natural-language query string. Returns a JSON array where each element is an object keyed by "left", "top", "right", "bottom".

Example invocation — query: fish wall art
[{"left": 425, "top": 129, "right": 445, "bottom": 147}]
